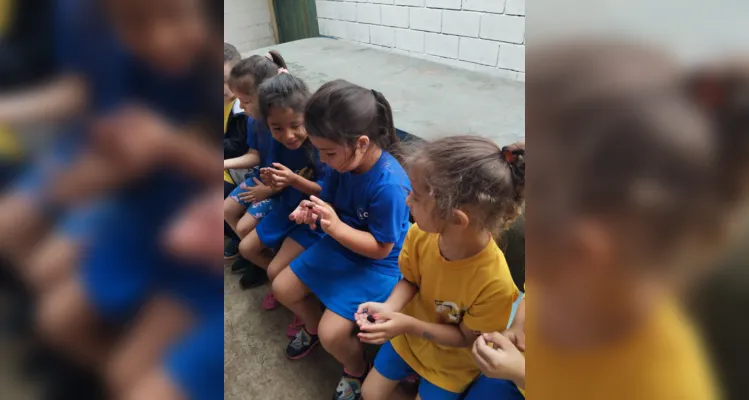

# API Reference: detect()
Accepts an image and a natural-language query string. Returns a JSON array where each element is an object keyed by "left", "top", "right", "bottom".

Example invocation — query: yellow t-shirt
[
  {"left": 0, "top": 0, "right": 13, "bottom": 36},
  {"left": 391, "top": 224, "right": 520, "bottom": 393},
  {"left": 223, "top": 100, "right": 235, "bottom": 184},
  {"left": 526, "top": 297, "right": 718, "bottom": 400}
]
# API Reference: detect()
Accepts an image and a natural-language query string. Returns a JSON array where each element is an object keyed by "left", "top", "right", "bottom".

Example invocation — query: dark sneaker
[
  {"left": 231, "top": 257, "right": 254, "bottom": 274},
  {"left": 332, "top": 366, "right": 370, "bottom": 400},
  {"left": 239, "top": 265, "right": 268, "bottom": 290},
  {"left": 285, "top": 326, "right": 320, "bottom": 360},
  {"left": 224, "top": 239, "right": 240, "bottom": 260}
]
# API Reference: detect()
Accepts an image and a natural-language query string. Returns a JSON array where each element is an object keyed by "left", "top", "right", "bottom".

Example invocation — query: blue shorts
[
  {"left": 291, "top": 236, "right": 400, "bottom": 321},
  {"left": 374, "top": 341, "right": 462, "bottom": 400},
  {"left": 463, "top": 375, "right": 525, "bottom": 400},
  {"left": 255, "top": 204, "right": 323, "bottom": 250},
  {"left": 228, "top": 170, "right": 273, "bottom": 220},
  {"left": 56, "top": 200, "right": 114, "bottom": 241},
  {"left": 13, "top": 132, "right": 85, "bottom": 202},
  {"left": 165, "top": 311, "right": 223, "bottom": 400}
]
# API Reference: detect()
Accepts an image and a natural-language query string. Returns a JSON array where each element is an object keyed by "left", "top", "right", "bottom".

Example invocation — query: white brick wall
[
  {"left": 224, "top": 0, "right": 277, "bottom": 53},
  {"left": 315, "top": 0, "right": 525, "bottom": 81}
]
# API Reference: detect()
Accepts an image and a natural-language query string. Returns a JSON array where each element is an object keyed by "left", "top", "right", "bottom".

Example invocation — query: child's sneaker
[
  {"left": 332, "top": 363, "right": 371, "bottom": 400},
  {"left": 238, "top": 266, "right": 268, "bottom": 290},
  {"left": 261, "top": 292, "right": 279, "bottom": 311},
  {"left": 285, "top": 326, "right": 320, "bottom": 360},
  {"left": 286, "top": 315, "right": 304, "bottom": 338},
  {"left": 224, "top": 238, "right": 240, "bottom": 259},
  {"left": 230, "top": 257, "right": 254, "bottom": 274}
]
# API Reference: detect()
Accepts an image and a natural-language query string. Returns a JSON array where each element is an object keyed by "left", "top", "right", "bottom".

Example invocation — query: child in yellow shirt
[
  {"left": 356, "top": 136, "right": 523, "bottom": 400},
  {"left": 517, "top": 41, "right": 742, "bottom": 400}
]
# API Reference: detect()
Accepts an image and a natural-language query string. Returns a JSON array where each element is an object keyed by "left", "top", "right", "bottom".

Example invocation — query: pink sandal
[
  {"left": 286, "top": 315, "right": 305, "bottom": 338},
  {"left": 261, "top": 292, "right": 279, "bottom": 311}
]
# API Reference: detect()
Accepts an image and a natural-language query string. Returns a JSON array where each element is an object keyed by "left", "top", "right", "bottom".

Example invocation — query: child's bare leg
[
  {"left": 238, "top": 230, "right": 273, "bottom": 269},
  {"left": 361, "top": 368, "right": 404, "bottom": 400},
  {"left": 272, "top": 268, "right": 323, "bottom": 330},
  {"left": 124, "top": 368, "right": 185, "bottom": 400},
  {"left": 223, "top": 197, "right": 245, "bottom": 237},
  {"left": 235, "top": 213, "right": 258, "bottom": 240},
  {"left": 106, "top": 296, "right": 193, "bottom": 396},
  {"left": 266, "top": 238, "right": 304, "bottom": 282},
  {"left": 36, "top": 277, "right": 113, "bottom": 368},
  {"left": 318, "top": 310, "right": 367, "bottom": 374},
  {"left": 25, "top": 234, "right": 81, "bottom": 295},
  {"left": 0, "top": 194, "right": 48, "bottom": 264}
]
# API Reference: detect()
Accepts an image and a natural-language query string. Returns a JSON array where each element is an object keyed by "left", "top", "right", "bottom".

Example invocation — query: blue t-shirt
[
  {"left": 267, "top": 139, "right": 326, "bottom": 211},
  {"left": 246, "top": 118, "right": 273, "bottom": 168},
  {"left": 320, "top": 151, "right": 411, "bottom": 269}
]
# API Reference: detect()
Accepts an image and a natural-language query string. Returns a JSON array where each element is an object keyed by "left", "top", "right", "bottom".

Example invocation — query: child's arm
[
  {"left": 223, "top": 150, "right": 260, "bottom": 170},
  {"left": 357, "top": 311, "right": 477, "bottom": 348},
  {"left": 265, "top": 163, "right": 322, "bottom": 196},
  {"left": 0, "top": 75, "right": 87, "bottom": 124}
]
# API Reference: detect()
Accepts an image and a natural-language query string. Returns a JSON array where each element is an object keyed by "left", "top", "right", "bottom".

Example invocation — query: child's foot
[
  {"left": 224, "top": 238, "right": 240, "bottom": 259},
  {"left": 286, "top": 315, "right": 304, "bottom": 338},
  {"left": 230, "top": 257, "right": 254, "bottom": 274},
  {"left": 261, "top": 292, "right": 279, "bottom": 311},
  {"left": 285, "top": 326, "right": 320, "bottom": 360},
  {"left": 332, "top": 365, "right": 370, "bottom": 400},
  {"left": 239, "top": 266, "right": 268, "bottom": 290}
]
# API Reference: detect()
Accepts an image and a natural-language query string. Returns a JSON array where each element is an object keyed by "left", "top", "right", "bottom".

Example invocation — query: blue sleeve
[
  {"left": 53, "top": 0, "right": 85, "bottom": 72},
  {"left": 245, "top": 119, "right": 258, "bottom": 150},
  {"left": 367, "top": 183, "right": 410, "bottom": 244}
]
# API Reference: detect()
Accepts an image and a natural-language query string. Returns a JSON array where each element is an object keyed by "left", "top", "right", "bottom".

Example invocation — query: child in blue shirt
[
  {"left": 223, "top": 54, "right": 286, "bottom": 263},
  {"left": 274, "top": 80, "right": 411, "bottom": 399},
  {"left": 238, "top": 73, "right": 327, "bottom": 337}
]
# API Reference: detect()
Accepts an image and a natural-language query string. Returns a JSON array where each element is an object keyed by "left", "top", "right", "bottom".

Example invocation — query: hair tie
[
  {"left": 501, "top": 146, "right": 524, "bottom": 164},
  {"left": 277, "top": 68, "right": 289, "bottom": 75}
]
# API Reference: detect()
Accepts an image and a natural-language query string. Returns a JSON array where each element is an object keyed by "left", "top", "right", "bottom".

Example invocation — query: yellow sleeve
[
  {"left": 398, "top": 224, "right": 421, "bottom": 286},
  {"left": 462, "top": 281, "right": 519, "bottom": 333}
]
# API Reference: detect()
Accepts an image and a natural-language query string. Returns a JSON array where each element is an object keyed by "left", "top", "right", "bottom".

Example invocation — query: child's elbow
[{"left": 372, "top": 243, "right": 395, "bottom": 260}]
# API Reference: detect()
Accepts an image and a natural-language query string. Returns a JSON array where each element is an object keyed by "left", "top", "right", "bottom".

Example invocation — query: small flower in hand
[{"left": 289, "top": 200, "right": 319, "bottom": 229}]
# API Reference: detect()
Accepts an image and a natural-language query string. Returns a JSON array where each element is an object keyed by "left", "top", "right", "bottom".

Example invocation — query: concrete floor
[{"left": 227, "top": 38, "right": 525, "bottom": 399}]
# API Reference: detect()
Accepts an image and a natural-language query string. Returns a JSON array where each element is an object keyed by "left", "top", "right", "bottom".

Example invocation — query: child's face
[
  {"left": 107, "top": 0, "right": 208, "bottom": 75},
  {"left": 267, "top": 107, "right": 307, "bottom": 150},
  {"left": 231, "top": 87, "right": 258, "bottom": 119},
  {"left": 310, "top": 135, "right": 370, "bottom": 173},
  {"left": 224, "top": 63, "right": 236, "bottom": 105},
  {"left": 406, "top": 179, "right": 440, "bottom": 233}
]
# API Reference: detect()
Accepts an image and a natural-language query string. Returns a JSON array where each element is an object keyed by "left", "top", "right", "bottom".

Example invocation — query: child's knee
[
  {"left": 361, "top": 373, "right": 390, "bottom": 400},
  {"left": 266, "top": 261, "right": 287, "bottom": 282},
  {"left": 238, "top": 234, "right": 261, "bottom": 260},
  {"left": 317, "top": 318, "right": 352, "bottom": 352},
  {"left": 271, "top": 272, "right": 301, "bottom": 305},
  {"left": 236, "top": 216, "right": 257, "bottom": 238}
]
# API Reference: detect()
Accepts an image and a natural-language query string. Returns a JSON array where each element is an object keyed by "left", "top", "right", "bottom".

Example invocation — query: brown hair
[
  {"left": 527, "top": 40, "right": 749, "bottom": 268},
  {"left": 228, "top": 50, "right": 287, "bottom": 96},
  {"left": 224, "top": 43, "right": 240, "bottom": 64},
  {"left": 406, "top": 136, "right": 526, "bottom": 237},
  {"left": 304, "top": 80, "right": 401, "bottom": 161}
]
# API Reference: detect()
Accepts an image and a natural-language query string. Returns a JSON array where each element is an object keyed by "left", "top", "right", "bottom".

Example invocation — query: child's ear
[
  {"left": 357, "top": 135, "right": 370, "bottom": 150},
  {"left": 452, "top": 209, "right": 470, "bottom": 229}
]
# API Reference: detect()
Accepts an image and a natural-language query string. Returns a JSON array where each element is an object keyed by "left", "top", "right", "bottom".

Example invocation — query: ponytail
[
  {"left": 267, "top": 50, "right": 287, "bottom": 70},
  {"left": 371, "top": 89, "right": 402, "bottom": 162},
  {"left": 686, "top": 64, "right": 749, "bottom": 206}
]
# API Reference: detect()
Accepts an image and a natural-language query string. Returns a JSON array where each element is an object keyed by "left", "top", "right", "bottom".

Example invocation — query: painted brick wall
[
  {"left": 225, "top": 0, "right": 277, "bottom": 53},
  {"left": 316, "top": 0, "right": 525, "bottom": 81}
]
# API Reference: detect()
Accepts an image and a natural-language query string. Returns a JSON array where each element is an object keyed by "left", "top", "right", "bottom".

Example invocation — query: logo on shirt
[
  {"left": 434, "top": 301, "right": 465, "bottom": 324},
  {"left": 357, "top": 207, "right": 369, "bottom": 220},
  {"left": 297, "top": 166, "right": 314, "bottom": 180}
]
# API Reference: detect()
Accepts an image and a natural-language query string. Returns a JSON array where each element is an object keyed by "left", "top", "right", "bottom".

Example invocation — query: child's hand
[
  {"left": 471, "top": 332, "right": 525, "bottom": 383},
  {"left": 289, "top": 200, "right": 319, "bottom": 229},
  {"left": 91, "top": 106, "right": 172, "bottom": 177},
  {"left": 259, "top": 168, "right": 274, "bottom": 187},
  {"left": 308, "top": 196, "right": 342, "bottom": 235},
  {"left": 267, "top": 163, "right": 297, "bottom": 190},
  {"left": 238, "top": 178, "right": 272, "bottom": 203},
  {"left": 503, "top": 327, "right": 525, "bottom": 352},
  {"left": 357, "top": 311, "right": 413, "bottom": 345},
  {"left": 354, "top": 302, "right": 395, "bottom": 325}
]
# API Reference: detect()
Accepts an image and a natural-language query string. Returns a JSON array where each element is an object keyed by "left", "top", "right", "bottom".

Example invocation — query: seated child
[
  {"left": 274, "top": 80, "right": 411, "bottom": 399},
  {"left": 223, "top": 52, "right": 286, "bottom": 279},
  {"left": 356, "top": 135, "right": 523, "bottom": 400},
  {"left": 223, "top": 42, "right": 249, "bottom": 259},
  {"left": 238, "top": 72, "right": 327, "bottom": 336},
  {"left": 519, "top": 41, "right": 740, "bottom": 399}
]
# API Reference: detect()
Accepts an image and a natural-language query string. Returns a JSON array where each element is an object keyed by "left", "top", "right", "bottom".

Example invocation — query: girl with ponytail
[{"left": 272, "top": 80, "right": 412, "bottom": 399}]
